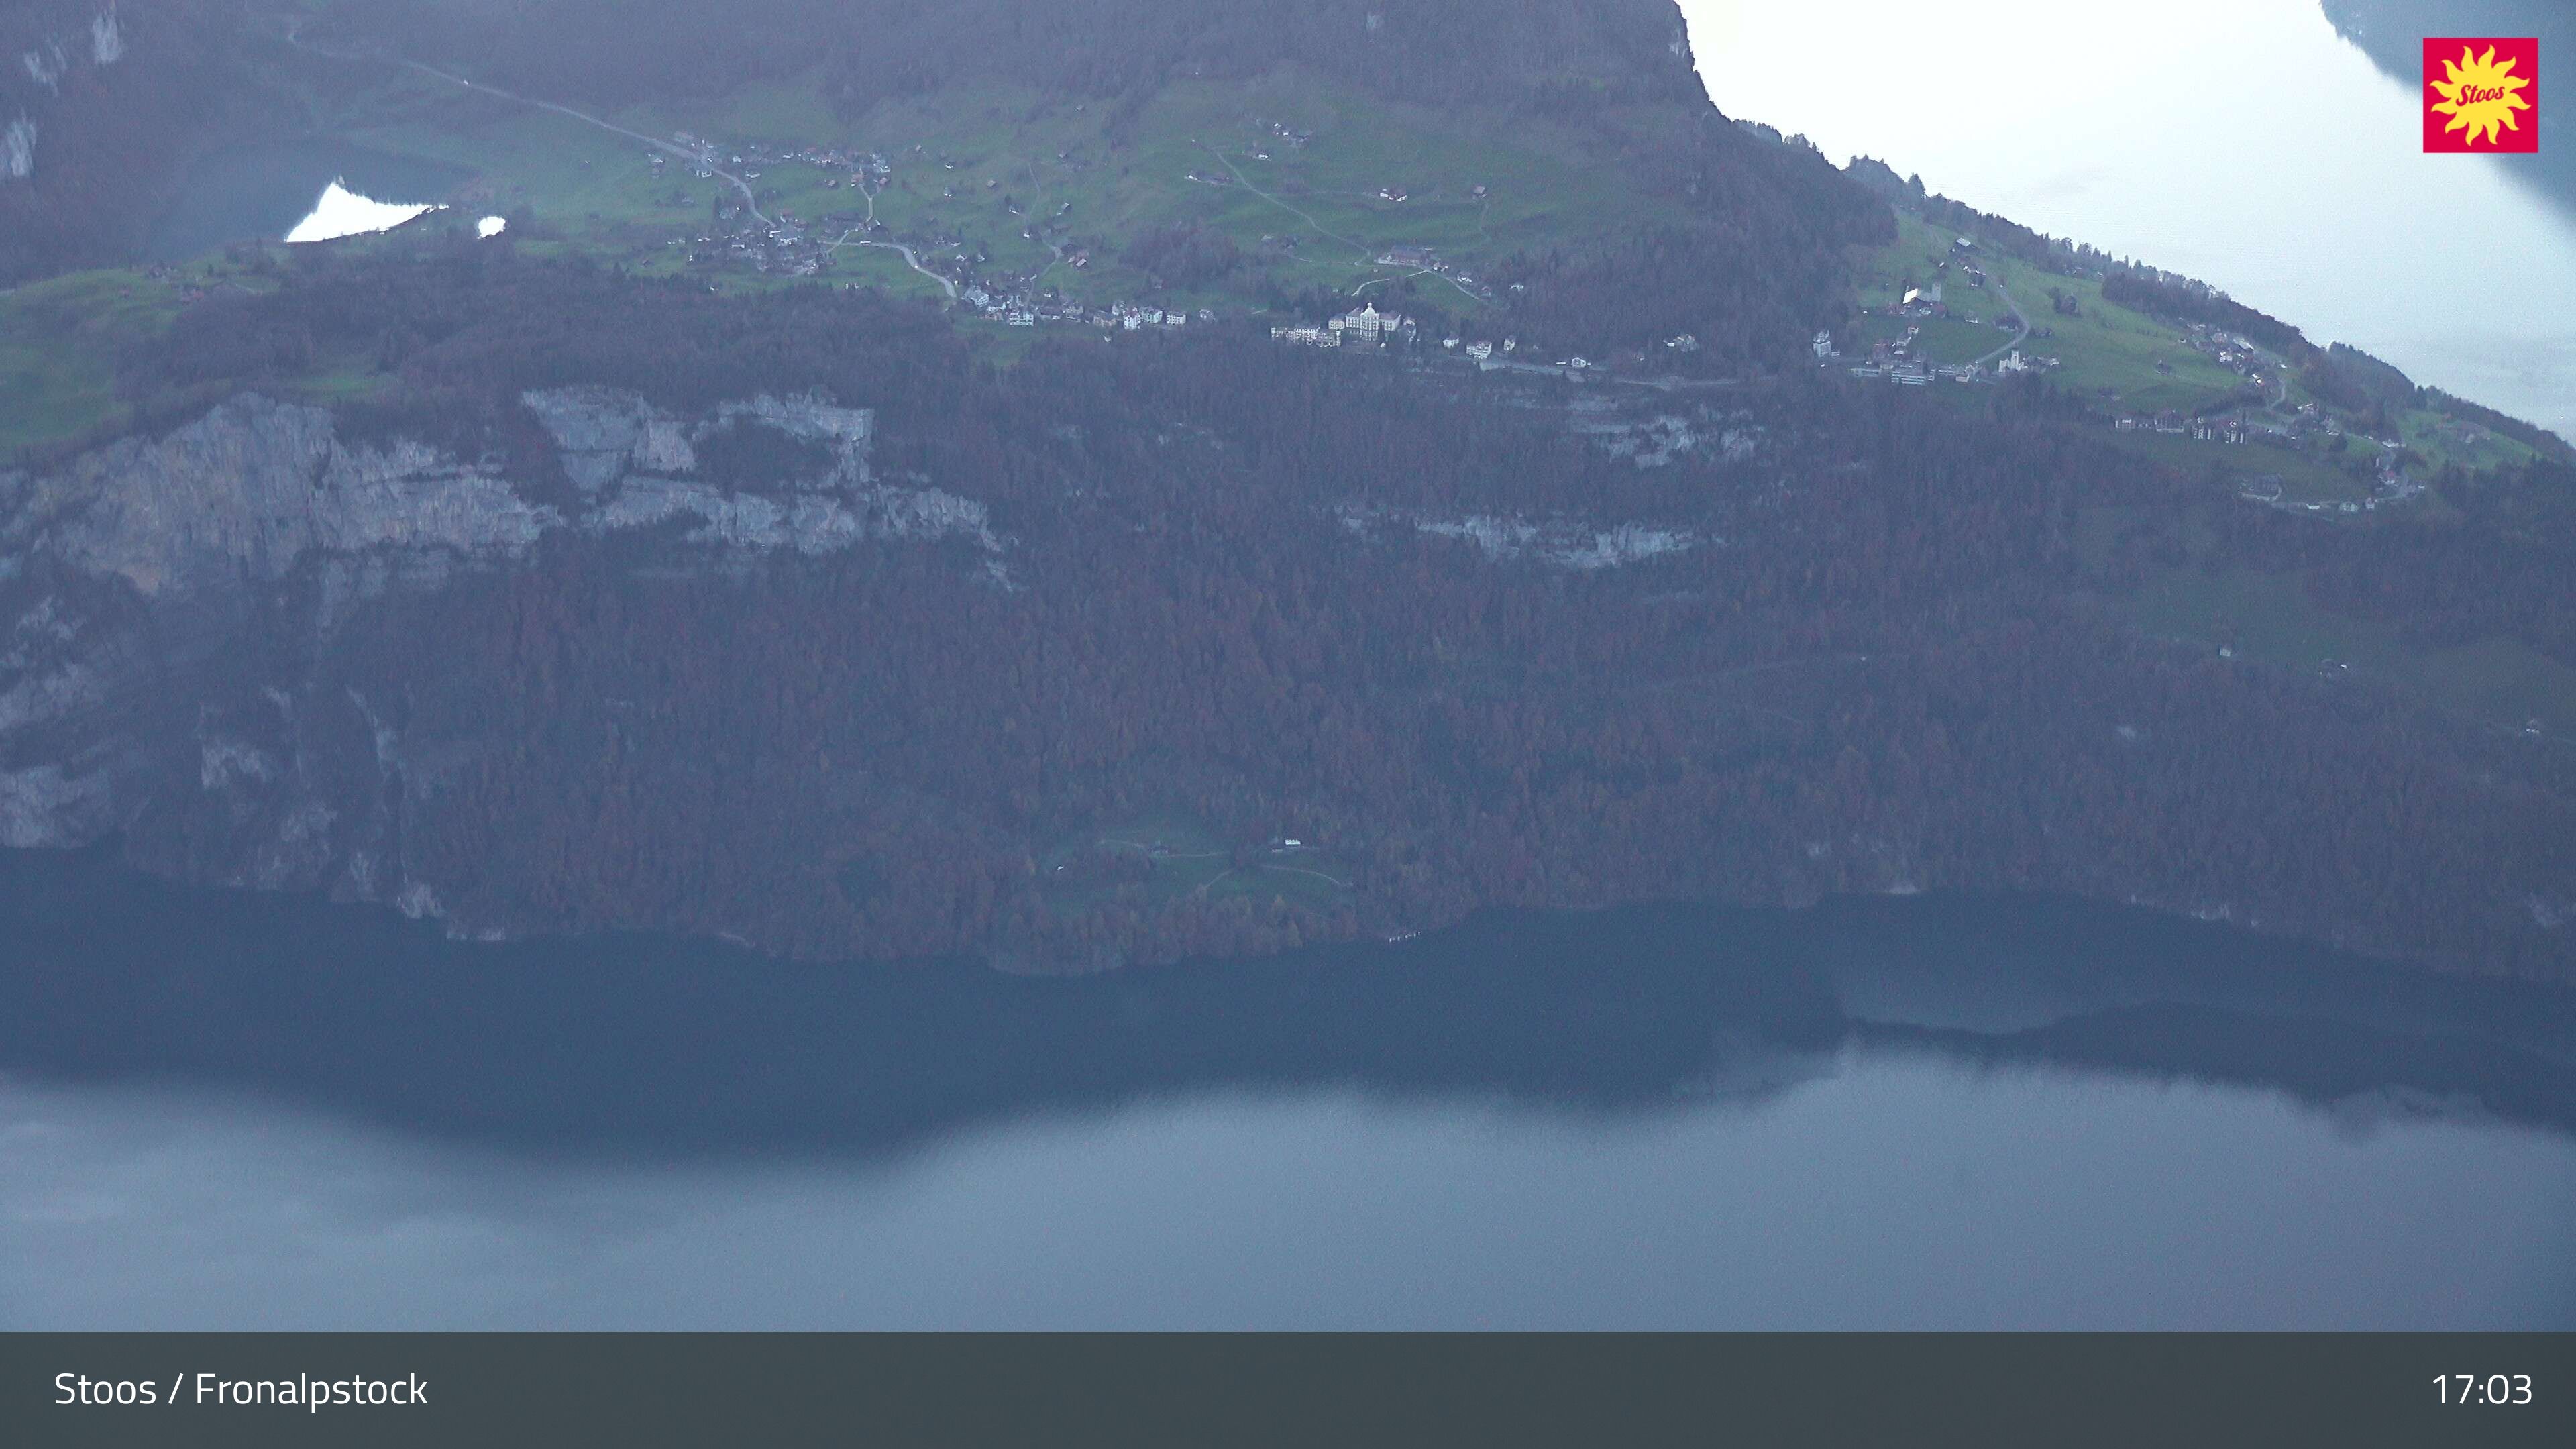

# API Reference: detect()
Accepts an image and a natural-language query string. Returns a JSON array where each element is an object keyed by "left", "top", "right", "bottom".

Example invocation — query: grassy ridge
[
  {"left": 1854, "top": 211, "right": 2247, "bottom": 415},
  {"left": 1854, "top": 209, "right": 2544, "bottom": 500},
  {"left": 311, "top": 65, "right": 1688, "bottom": 313},
  {"left": 0, "top": 271, "right": 184, "bottom": 458}
]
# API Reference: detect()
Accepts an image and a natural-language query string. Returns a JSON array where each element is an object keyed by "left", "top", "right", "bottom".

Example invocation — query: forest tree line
[{"left": 73, "top": 250, "right": 2576, "bottom": 981}]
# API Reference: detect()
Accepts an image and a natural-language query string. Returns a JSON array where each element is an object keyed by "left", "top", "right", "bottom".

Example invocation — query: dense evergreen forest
[{"left": 64, "top": 247, "right": 2576, "bottom": 981}]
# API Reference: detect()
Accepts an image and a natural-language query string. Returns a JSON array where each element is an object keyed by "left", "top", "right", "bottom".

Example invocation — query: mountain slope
[{"left": 2, "top": 1, "right": 2572, "bottom": 981}]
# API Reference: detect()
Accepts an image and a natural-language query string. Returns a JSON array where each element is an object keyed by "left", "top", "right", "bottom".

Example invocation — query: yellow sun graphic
[{"left": 2428, "top": 45, "right": 2533, "bottom": 148}]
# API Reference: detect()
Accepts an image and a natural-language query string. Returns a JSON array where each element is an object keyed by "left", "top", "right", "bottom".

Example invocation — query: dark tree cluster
[
  {"left": 2100, "top": 272, "right": 2309, "bottom": 358},
  {"left": 2216, "top": 458, "right": 2576, "bottom": 667},
  {"left": 1122, "top": 222, "right": 1242, "bottom": 290}
]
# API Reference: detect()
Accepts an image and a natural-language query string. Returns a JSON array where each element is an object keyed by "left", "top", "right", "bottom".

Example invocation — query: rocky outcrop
[
  {"left": 1342, "top": 506, "right": 1701, "bottom": 570},
  {"left": 0, "top": 114, "right": 28, "bottom": 179},
  {"left": 505, "top": 386, "right": 991, "bottom": 557},
  {"left": 521, "top": 386, "right": 701, "bottom": 490},
  {"left": 36, "top": 396, "right": 557, "bottom": 596},
  {"left": 89, "top": 7, "right": 121, "bottom": 68},
  {"left": 17, "top": 388, "right": 984, "bottom": 596},
  {"left": 19, "top": 40, "right": 67, "bottom": 93},
  {"left": 521, "top": 386, "right": 872, "bottom": 492},
  {"left": 0, "top": 386, "right": 999, "bottom": 914}
]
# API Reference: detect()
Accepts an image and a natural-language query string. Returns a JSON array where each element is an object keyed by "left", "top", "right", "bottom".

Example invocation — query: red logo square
[{"left": 2424, "top": 37, "right": 2538, "bottom": 152}]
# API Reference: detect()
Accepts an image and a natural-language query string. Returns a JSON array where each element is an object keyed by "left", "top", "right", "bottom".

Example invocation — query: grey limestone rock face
[
  {"left": 89, "top": 7, "right": 122, "bottom": 66},
  {"left": 522, "top": 385, "right": 700, "bottom": 491},
  {"left": 592, "top": 479, "right": 869, "bottom": 554},
  {"left": 12, "top": 388, "right": 984, "bottom": 606},
  {"left": 0, "top": 384, "right": 999, "bottom": 930},
  {"left": 523, "top": 386, "right": 874, "bottom": 493},
  {"left": 715, "top": 391, "right": 873, "bottom": 447},
  {"left": 0, "top": 761, "right": 112, "bottom": 847},
  {"left": 517, "top": 386, "right": 992, "bottom": 553},
  {"left": 33, "top": 395, "right": 557, "bottom": 598},
  {"left": 1372, "top": 511, "right": 1699, "bottom": 570}
]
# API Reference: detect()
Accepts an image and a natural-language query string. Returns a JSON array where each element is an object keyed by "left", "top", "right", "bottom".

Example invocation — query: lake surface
[
  {"left": 1684, "top": 0, "right": 2576, "bottom": 439},
  {"left": 145, "top": 141, "right": 467, "bottom": 262},
  {"left": 3, "top": 847, "right": 2571, "bottom": 1330}
]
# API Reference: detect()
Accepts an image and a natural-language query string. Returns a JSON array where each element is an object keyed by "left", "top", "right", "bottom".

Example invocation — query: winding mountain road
[
  {"left": 281, "top": 15, "right": 772, "bottom": 229},
  {"left": 1970, "top": 275, "right": 2033, "bottom": 368},
  {"left": 824, "top": 183, "right": 959, "bottom": 299},
  {"left": 289, "top": 15, "right": 971, "bottom": 303}
]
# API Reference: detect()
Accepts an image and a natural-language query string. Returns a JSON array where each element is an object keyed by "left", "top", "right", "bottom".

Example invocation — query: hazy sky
[{"left": 1679, "top": 0, "right": 2576, "bottom": 433}]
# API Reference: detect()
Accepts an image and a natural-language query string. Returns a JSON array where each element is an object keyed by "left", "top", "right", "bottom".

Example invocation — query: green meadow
[
  {"left": 1040, "top": 814, "right": 1356, "bottom": 914},
  {"left": 288, "top": 62, "right": 1690, "bottom": 315},
  {"left": 0, "top": 270, "right": 184, "bottom": 458},
  {"left": 2122, "top": 564, "right": 2576, "bottom": 737},
  {"left": 1857, "top": 211, "right": 2248, "bottom": 415}
]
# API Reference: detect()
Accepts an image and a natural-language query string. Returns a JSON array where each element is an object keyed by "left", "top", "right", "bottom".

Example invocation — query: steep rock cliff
[{"left": 0, "top": 387, "right": 998, "bottom": 922}]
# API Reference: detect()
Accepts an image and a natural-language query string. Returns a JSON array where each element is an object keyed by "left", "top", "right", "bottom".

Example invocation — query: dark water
[
  {"left": 2, "top": 846, "right": 2571, "bottom": 1329},
  {"left": 144, "top": 140, "right": 468, "bottom": 262}
]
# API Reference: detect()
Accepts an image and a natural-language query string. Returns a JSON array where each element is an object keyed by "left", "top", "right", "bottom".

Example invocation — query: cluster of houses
[
  {"left": 2174, "top": 322, "right": 2275, "bottom": 391},
  {"left": 2114, "top": 411, "right": 2252, "bottom": 443},
  {"left": 1821, "top": 323, "right": 2017, "bottom": 386},
  {"left": 681, "top": 201, "right": 851, "bottom": 279},
  {"left": 1271, "top": 301, "right": 1415, "bottom": 348},
  {"left": 1925, "top": 237, "right": 1992, "bottom": 292},
  {"left": 663, "top": 128, "right": 1097, "bottom": 299},
  {"left": 668, "top": 133, "right": 892, "bottom": 189},
  {"left": 2115, "top": 400, "right": 2426, "bottom": 510},
  {"left": 1267, "top": 311, "right": 1633, "bottom": 380},
  {"left": 2115, "top": 397, "right": 2355, "bottom": 456},
  {"left": 663, "top": 129, "right": 910, "bottom": 280},
  {"left": 1847, "top": 362, "right": 1982, "bottom": 386},
  {"left": 1268, "top": 311, "right": 1637, "bottom": 379},
  {"left": 959, "top": 290, "right": 1216, "bottom": 331}
]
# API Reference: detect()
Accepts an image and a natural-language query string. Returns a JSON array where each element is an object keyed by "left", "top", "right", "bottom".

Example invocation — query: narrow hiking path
[
  {"left": 1204, "top": 143, "right": 1483, "bottom": 305},
  {"left": 1200, "top": 143, "right": 1371, "bottom": 258}
]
